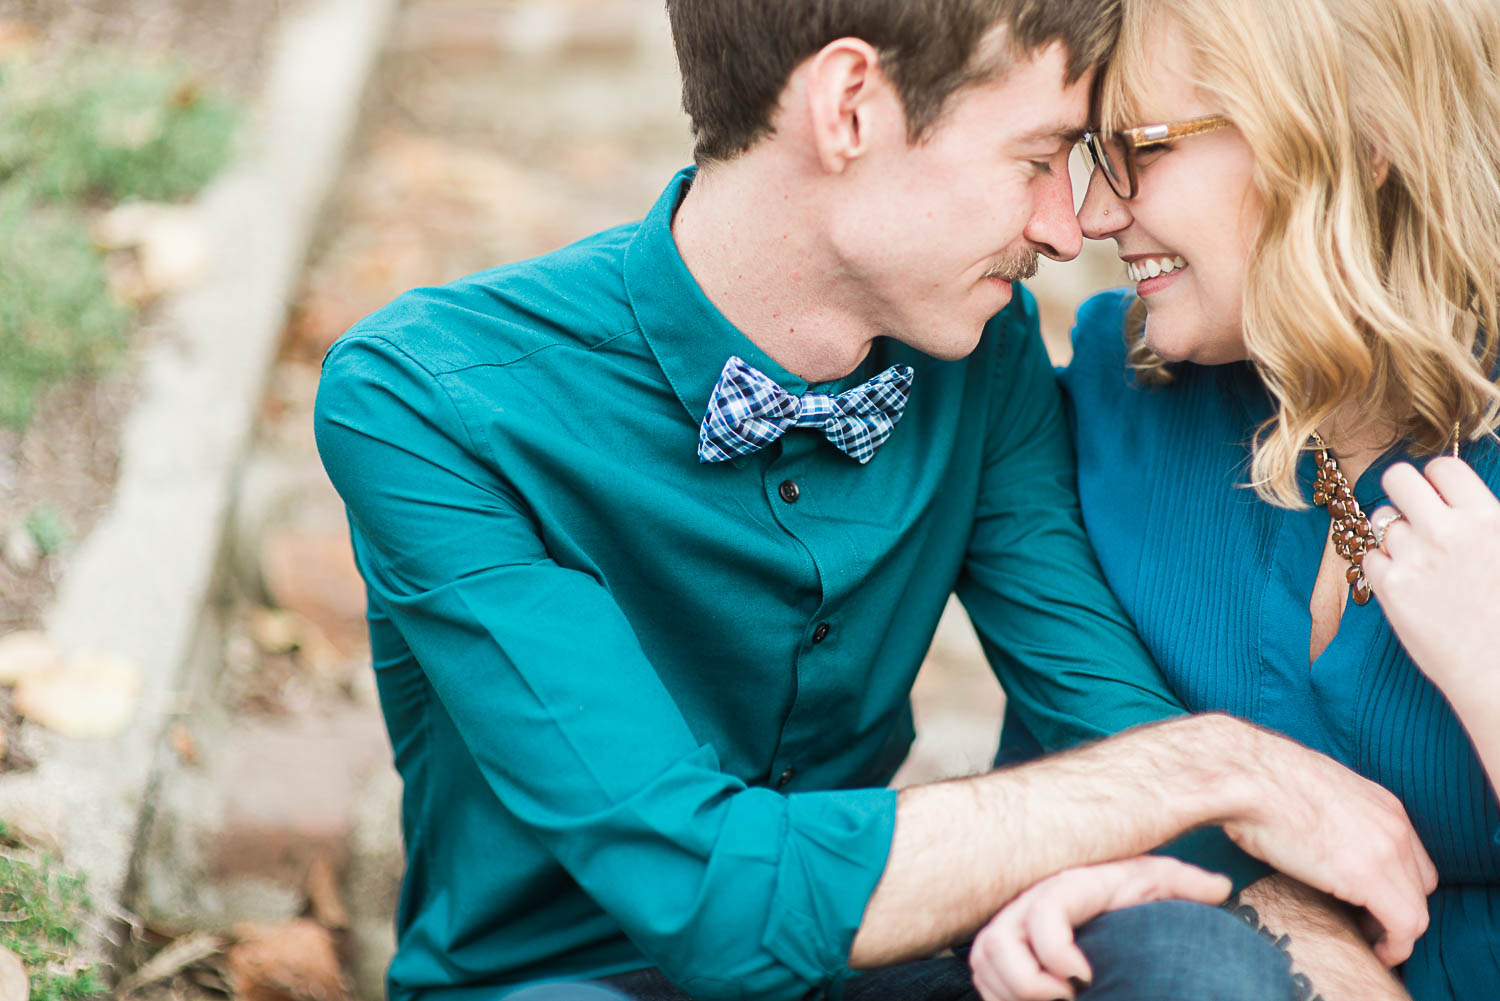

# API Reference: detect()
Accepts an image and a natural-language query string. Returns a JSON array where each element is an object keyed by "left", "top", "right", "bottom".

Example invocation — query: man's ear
[{"left": 804, "top": 38, "right": 891, "bottom": 174}]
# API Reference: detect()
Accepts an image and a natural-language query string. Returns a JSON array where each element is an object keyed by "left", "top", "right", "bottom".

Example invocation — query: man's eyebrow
[{"left": 1016, "top": 123, "right": 1087, "bottom": 144}]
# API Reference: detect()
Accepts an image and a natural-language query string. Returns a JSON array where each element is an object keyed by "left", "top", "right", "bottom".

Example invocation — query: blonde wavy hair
[{"left": 1098, "top": 0, "right": 1500, "bottom": 506}]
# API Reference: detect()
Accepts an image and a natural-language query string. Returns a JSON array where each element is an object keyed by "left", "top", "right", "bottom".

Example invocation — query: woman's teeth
[{"left": 1127, "top": 256, "right": 1188, "bottom": 281}]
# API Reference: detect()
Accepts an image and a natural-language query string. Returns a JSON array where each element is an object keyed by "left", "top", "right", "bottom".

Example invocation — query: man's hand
[
  {"left": 968, "top": 857, "right": 1231, "bottom": 1001},
  {"left": 849, "top": 714, "right": 1435, "bottom": 971},
  {"left": 1213, "top": 722, "right": 1438, "bottom": 966}
]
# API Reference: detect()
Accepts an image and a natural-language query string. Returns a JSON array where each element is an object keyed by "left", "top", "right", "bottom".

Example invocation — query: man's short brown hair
[{"left": 665, "top": 0, "right": 1120, "bottom": 163}]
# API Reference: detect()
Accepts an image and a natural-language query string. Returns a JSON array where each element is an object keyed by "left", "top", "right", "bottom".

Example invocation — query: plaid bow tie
[{"left": 698, "top": 355, "right": 915, "bottom": 464}]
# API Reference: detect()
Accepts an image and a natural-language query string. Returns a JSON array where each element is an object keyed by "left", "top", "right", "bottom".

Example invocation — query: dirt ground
[
  {"left": 0, "top": 0, "right": 293, "bottom": 96},
  {"left": 0, "top": 0, "right": 293, "bottom": 633}
]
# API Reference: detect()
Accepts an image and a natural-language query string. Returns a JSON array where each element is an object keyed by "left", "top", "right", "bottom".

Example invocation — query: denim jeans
[{"left": 505, "top": 899, "right": 1296, "bottom": 1001}]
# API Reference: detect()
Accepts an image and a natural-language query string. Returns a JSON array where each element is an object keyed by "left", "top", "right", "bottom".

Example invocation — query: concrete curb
[{"left": 0, "top": 0, "right": 398, "bottom": 947}]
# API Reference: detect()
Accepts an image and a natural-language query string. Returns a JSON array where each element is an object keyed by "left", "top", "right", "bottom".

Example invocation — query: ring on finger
[{"left": 1371, "top": 509, "right": 1405, "bottom": 551}]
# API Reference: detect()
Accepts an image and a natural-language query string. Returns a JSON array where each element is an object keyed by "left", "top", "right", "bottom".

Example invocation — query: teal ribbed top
[{"left": 1062, "top": 289, "right": 1500, "bottom": 1000}]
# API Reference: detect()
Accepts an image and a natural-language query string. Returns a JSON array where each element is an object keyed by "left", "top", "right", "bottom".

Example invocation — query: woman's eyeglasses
[{"left": 1079, "top": 115, "right": 1231, "bottom": 200}]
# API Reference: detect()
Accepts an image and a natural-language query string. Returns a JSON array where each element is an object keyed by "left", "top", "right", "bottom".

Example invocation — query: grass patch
[
  {"left": 24, "top": 504, "right": 70, "bottom": 556},
  {"left": 0, "top": 825, "right": 107, "bottom": 1001},
  {"left": 0, "top": 49, "right": 239, "bottom": 429},
  {"left": 0, "top": 196, "right": 131, "bottom": 427},
  {"left": 0, "top": 51, "right": 239, "bottom": 204}
]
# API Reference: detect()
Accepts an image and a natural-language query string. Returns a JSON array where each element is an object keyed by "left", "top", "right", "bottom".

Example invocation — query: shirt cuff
[{"left": 760, "top": 787, "right": 899, "bottom": 988}]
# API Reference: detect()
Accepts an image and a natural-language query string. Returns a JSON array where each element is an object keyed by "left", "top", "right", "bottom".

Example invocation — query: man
[{"left": 314, "top": 2, "right": 1435, "bottom": 999}]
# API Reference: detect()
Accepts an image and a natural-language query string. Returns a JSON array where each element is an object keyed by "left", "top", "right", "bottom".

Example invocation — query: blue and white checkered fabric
[{"left": 698, "top": 355, "right": 915, "bottom": 465}]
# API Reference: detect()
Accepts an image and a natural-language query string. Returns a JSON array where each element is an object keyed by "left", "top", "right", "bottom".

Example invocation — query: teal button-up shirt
[{"left": 314, "top": 168, "right": 1193, "bottom": 1001}]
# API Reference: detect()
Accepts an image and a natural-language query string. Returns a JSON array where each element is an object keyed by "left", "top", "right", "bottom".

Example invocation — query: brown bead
[
  {"left": 1351, "top": 549, "right": 1365, "bottom": 567},
  {"left": 1346, "top": 565, "right": 1363, "bottom": 584},
  {"left": 1314, "top": 491, "right": 1327, "bottom": 506},
  {"left": 1317, "top": 450, "right": 1329, "bottom": 464},
  {"left": 1356, "top": 517, "right": 1371, "bottom": 537},
  {"left": 1330, "top": 499, "right": 1347, "bottom": 518},
  {"left": 1352, "top": 579, "right": 1372, "bottom": 605}
]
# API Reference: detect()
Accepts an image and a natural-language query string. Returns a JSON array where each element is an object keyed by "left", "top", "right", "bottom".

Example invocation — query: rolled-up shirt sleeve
[{"left": 315, "top": 333, "right": 895, "bottom": 1001}]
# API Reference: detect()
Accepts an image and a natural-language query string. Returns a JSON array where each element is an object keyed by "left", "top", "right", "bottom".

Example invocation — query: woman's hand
[
  {"left": 1364, "top": 456, "right": 1500, "bottom": 795},
  {"left": 1362, "top": 457, "right": 1500, "bottom": 702},
  {"left": 967, "top": 856, "right": 1232, "bottom": 1001}
]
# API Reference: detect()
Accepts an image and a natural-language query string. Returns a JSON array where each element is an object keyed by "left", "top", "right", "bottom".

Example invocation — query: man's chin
[
  {"left": 923, "top": 320, "right": 990, "bottom": 362},
  {"left": 982, "top": 275, "right": 1016, "bottom": 310}
]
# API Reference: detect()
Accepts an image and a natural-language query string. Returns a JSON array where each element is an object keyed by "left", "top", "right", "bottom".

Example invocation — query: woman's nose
[{"left": 1078, "top": 167, "right": 1130, "bottom": 240}]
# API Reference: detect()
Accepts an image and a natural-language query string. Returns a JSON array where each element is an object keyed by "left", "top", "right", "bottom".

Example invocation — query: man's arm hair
[
  {"left": 1227, "top": 875, "right": 1411, "bottom": 1001},
  {"left": 849, "top": 713, "right": 1436, "bottom": 970},
  {"left": 851, "top": 713, "right": 1244, "bottom": 966}
]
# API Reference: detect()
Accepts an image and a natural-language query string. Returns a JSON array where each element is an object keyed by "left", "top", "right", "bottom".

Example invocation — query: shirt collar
[{"left": 624, "top": 166, "right": 820, "bottom": 423}]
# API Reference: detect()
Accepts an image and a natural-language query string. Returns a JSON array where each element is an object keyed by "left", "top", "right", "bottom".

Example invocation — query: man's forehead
[{"left": 971, "top": 39, "right": 1094, "bottom": 142}]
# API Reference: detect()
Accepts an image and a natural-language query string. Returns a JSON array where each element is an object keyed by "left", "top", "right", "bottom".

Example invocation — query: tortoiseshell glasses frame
[{"left": 1079, "top": 115, "right": 1231, "bottom": 200}]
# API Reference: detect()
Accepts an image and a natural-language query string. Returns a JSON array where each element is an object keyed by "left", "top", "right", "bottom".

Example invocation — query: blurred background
[{"left": 0, "top": 2, "right": 1125, "bottom": 998}]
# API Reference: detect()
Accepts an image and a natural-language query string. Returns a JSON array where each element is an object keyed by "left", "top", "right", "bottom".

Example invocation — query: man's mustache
[{"left": 983, "top": 249, "right": 1039, "bottom": 282}]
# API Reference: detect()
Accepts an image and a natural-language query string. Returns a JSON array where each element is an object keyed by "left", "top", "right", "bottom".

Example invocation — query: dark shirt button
[
  {"left": 776, "top": 768, "right": 796, "bottom": 788},
  {"left": 811, "top": 622, "right": 831, "bottom": 644},
  {"left": 778, "top": 480, "right": 800, "bottom": 503}
]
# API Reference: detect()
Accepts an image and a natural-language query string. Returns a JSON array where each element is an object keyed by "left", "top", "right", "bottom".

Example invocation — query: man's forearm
[
  {"left": 1230, "top": 876, "right": 1410, "bottom": 1001},
  {"left": 850, "top": 713, "right": 1251, "bottom": 966}
]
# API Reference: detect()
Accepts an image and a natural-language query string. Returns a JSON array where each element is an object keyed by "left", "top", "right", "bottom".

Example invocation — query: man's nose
[
  {"left": 1078, "top": 169, "right": 1129, "bottom": 240},
  {"left": 1024, "top": 172, "right": 1084, "bottom": 263}
]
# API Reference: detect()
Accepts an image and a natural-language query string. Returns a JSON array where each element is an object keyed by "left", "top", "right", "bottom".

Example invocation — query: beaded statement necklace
[
  {"left": 1310, "top": 432, "right": 1375, "bottom": 604},
  {"left": 1310, "top": 424, "right": 1462, "bottom": 606}
]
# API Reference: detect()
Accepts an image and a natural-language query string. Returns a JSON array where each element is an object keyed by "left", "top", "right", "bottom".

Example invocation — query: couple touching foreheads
[{"left": 314, "top": 0, "right": 1500, "bottom": 999}]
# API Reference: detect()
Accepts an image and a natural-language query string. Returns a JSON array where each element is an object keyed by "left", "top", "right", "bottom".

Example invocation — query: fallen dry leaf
[
  {"left": 115, "top": 932, "right": 224, "bottom": 998},
  {"left": 228, "top": 920, "right": 351, "bottom": 1001},
  {"left": 91, "top": 202, "right": 212, "bottom": 299},
  {"left": 0, "top": 20, "right": 35, "bottom": 58},
  {"left": 1, "top": 527, "right": 40, "bottom": 576},
  {"left": 0, "top": 631, "right": 63, "bottom": 686},
  {"left": 304, "top": 855, "right": 349, "bottom": 931},
  {"left": 248, "top": 606, "right": 304, "bottom": 655},
  {"left": 168, "top": 724, "right": 199, "bottom": 766},
  {"left": 13, "top": 651, "right": 142, "bottom": 739},
  {"left": 0, "top": 944, "right": 26, "bottom": 1001},
  {"left": 260, "top": 530, "right": 368, "bottom": 655}
]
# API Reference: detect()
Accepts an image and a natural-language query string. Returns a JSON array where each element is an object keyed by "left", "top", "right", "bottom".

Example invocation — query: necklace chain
[
  {"left": 1310, "top": 423, "right": 1462, "bottom": 606},
  {"left": 1310, "top": 431, "right": 1375, "bottom": 605}
]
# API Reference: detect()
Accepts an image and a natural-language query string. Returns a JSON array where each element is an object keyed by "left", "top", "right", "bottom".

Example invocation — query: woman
[{"left": 969, "top": 0, "right": 1500, "bottom": 998}]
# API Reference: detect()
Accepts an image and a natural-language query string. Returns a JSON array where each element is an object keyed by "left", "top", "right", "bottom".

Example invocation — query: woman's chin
[
  {"left": 1142, "top": 333, "right": 1194, "bottom": 364},
  {"left": 1143, "top": 325, "right": 1247, "bottom": 366}
]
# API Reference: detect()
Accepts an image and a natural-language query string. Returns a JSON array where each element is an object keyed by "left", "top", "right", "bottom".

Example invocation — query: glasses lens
[{"left": 1085, "top": 133, "right": 1134, "bottom": 199}]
